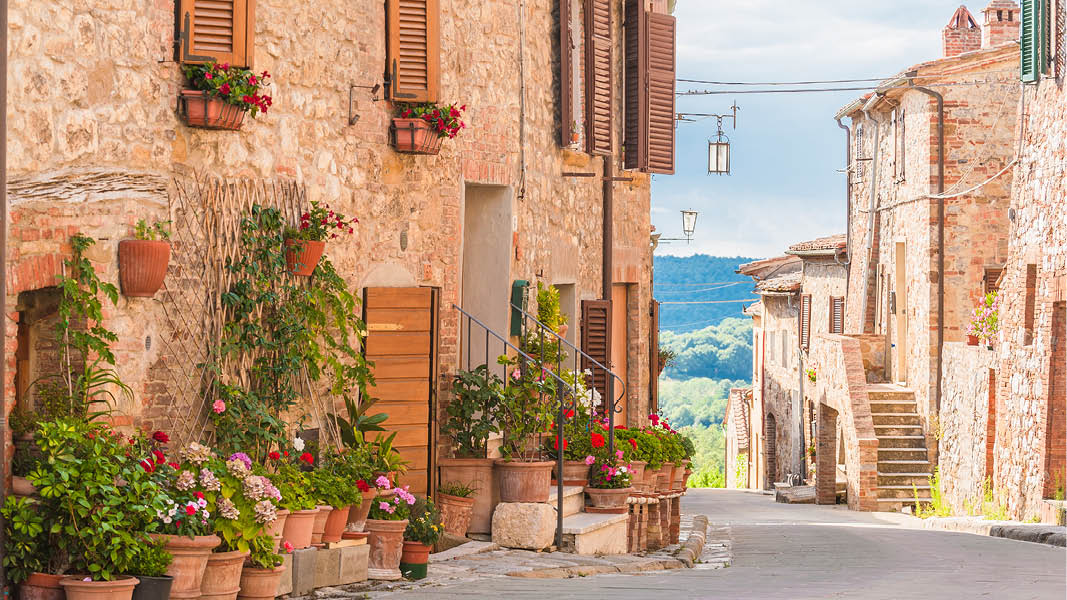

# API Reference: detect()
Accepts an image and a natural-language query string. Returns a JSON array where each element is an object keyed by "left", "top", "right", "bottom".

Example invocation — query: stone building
[
  {"left": 1, "top": 0, "right": 679, "bottom": 496},
  {"left": 724, "top": 386, "right": 753, "bottom": 489},
  {"left": 823, "top": 2, "right": 1020, "bottom": 511}
]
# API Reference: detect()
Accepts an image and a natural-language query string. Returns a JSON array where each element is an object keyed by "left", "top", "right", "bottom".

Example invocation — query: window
[
  {"left": 829, "top": 297, "right": 845, "bottom": 335},
  {"left": 386, "top": 0, "right": 441, "bottom": 102},
  {"left": 585, "top": 0, "right": 613, "bottom": 156},
  {"left": 1021, "top": 0, "right": 1049, "bottom": 82},
  {"left": 854, "top": 124, "right": 866, "bottom": 179},
  {"left": 800, "top": 295, "right": 812, "bottom": 350},
  {"left": 767, "top": 330, "right": 777, "bottom": 365},
  {"left": 1025, "top": 264, "right": 1038, "bottom": 345},
  {"left": 984, "top": 266, "right": 1005, "bottom": 295},
  {"left": 624, "top": 0, "right": 677, "bottom": 173},
  {"left": 176, "top": 0, "right": 256, "bottom": 67},
  {"left": 559, "top": 0, "right": 583, "bottom": 147},
  {"left": 895, "top": 108, "right": 906, "bottom": 181}
]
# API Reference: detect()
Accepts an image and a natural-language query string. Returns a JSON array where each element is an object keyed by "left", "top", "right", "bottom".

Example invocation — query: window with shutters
[
  {"left": 386, "top": 0, "right": 440, "bottom": 103},
  {"left": 800, "top": 295, "right": 812, "bottom": 351},
  {"left": 624, "top": 0, "right": 677, "bottom": 173},
  {"left": 829, "top": 297, "right": 845, "bottom": 335},
  {"left": 581, "top": 299, "right": 612, "bottom": 399},
  {"left": 984, "top": 266, "right": 1005, "bottom": 295},
  {"left": 585, "top": 0, "right": 613, "bottom": 156},
  {"left": 1022, "top": 0, "right": 1049, "bottom": 82},
  {"left": 559, "top": 0, "right": 585, "bottom": 147},
  {"left": 176, "top": 0, "right": 256, "bottom": 67}
]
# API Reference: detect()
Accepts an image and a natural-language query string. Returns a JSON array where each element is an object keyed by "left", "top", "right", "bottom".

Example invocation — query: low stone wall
[
  {"left": 849, "top": 334, "right": 886, "bottom": 383},
  {"left": 810, "top": 334, "right": 879, "bottom": 511},
  {"left": 940, "top": 343, "right": 997, "bottom": 513}
]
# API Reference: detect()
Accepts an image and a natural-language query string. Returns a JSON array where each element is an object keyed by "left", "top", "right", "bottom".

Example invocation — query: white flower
[
  {"left": 619, "top": 466, "right": 628, "bottom": 473},
  {"left": 168, "top": 507, "right": 178, "bottom": 517},
  {"left": 202, "top": 511, "right": 210, "bottom": 520},
  {"left": 197, "top": 498, "right": 208, "bottom": 508},
  {"left": 293, "top": 437, "right": 306, "bottom": 451},
  {"left": 163, "top": 516, "right": 172, "bottom": 524}
]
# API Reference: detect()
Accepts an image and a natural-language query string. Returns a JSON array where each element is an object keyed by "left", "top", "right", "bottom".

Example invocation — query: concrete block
[
  {"left": 491, "top": 502, "right": 557, "bottom": 550},
  {"left": 276, "top": 553, "right": 294, "bottom": 597},
  {"left": 290, "top": 548, "right": 317, "bottom": 596},
  {"left": 339, "top": 543, "right": 370, "bottom": 584},
  {"left": 314, "top": 546, "right": 342, "bottom": 589},
  {"left": 572, "top": 518, "right": 628, "bottom": 556}
]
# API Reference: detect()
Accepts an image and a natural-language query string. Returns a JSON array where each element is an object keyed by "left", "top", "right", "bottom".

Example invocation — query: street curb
[
  {"left": 673, "top": 514, "right": 709, "bottom": 567},
  {"left": 506, "top": 559, "right": 684, "bottom": 579},
  {"left": 907, "top": 515, "right": 1066, "bottom": 547}
]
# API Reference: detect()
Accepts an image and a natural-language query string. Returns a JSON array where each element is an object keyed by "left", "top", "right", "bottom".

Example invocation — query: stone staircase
[
  {"left": 547, "top": 485, "right": 630, "bottom": 555},
  {"left": 868, "top": 383, "right": 933, "bottom": 512}
]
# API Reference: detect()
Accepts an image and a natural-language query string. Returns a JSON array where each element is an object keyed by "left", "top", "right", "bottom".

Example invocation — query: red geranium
[
  {"left": 140, "top": 459, "right": 155, "bottom": 473},
  {"left": 152, "top": 449, "right": 166, "bottom": 465},
  {"left": 184, "top": 505, "right": 196, "bottom": 516},
  {"left": 152, "top": 431, "right": 170, "bottom": 444},
  {"left": 628, "top": 438, "right": 638, "bottom": 451},
  {"left": 168, "top": 462, "right": 180, "bottom": 469},
  {"left": 299, "top": 452, "right": 314, "bottom": 465},
  {"left": 193, "top": 491, "right": 205, "bottom": 500},
  {"left": 553, "top": 436, "right": 568, "bottom": 451},
  {"left": 356, "top": 479, "right": 370, "bottom": 493},
  {"left": 268, "top": 451, "right": 281, "bottom": 461},
  {"left": 590, "top": 433, "right": 606, "bottom": 449}
]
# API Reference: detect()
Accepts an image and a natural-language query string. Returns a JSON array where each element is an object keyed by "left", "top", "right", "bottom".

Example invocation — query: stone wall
[
  {"left": 940, "top": 342, "right": 997, "bottom": 512},
  {"left": 993, "top": 71, "right": 1067, "bottom": 519},
  {"left": 758, "top": 295, "right": 803, "bottom": 486},
  {"left": 3, "top": 0, "right": 655, "bottom": 472}
]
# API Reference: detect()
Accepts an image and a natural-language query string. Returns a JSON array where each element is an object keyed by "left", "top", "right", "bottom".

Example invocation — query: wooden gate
[{"left": 363, "top": 287, "right": 439, "bottom": 496}]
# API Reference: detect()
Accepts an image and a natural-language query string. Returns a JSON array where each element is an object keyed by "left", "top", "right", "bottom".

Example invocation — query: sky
[{"left": 651, "top": 0, "right": 991, "bottom": 258}]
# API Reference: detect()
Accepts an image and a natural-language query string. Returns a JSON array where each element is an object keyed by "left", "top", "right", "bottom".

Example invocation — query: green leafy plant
[
  {"left": 913, "top": 468, "right": 952, "bottom": 519},
  {"left": 404, "top": 499, "right": 443, "bottom": 545},
  {"left": 588, "top": 457, "right": 633, "bottom": 490},
  {"left": 2, "top": 495, "right": 47, "bottom": 582},
  {"left": 328, "top": 395, "right": 388, "bottom": 450},
  {"left": 129, "top": 538, "right": 172, "bottom": 578},
  {"left": 183, "top": 61, "right": 273, "bottom": 117},
  {"left": 247, "top": 533, "right": 284, "bottom": 570},
  {"left": 368, "top": 480, "right": 416, "bottom": 521},
  {"left": 442, "top": 365, "right": 502, "bottom": 458},
  {"left": 310, "top": 466, "right": 361, "bottom": 509},
  {"left": 135, "top": 220, "right": 172, "bottom": 241},
  {"left": 369, "top": 431, "right": 412, "bottom": 476},
  {"left": 494, "top": 355, "right": 557, "bottom": 461},
  {"left": 658, "top": 347, "right": 677, "bottom": 371},
  {"left": 397, "top": 102, "right": 466, "bottom": 139},
  {"left": 806, "top": 367, "right": 817, "bottom": 383},
  {"left": 438, "top": 481, "right": 477, "bottom": 498},
  {"left": 270, "top": 460, "right": 317, "bottom": 512},
  {"left": 688, "top": 468, "right": 726, "bottom": 488}
]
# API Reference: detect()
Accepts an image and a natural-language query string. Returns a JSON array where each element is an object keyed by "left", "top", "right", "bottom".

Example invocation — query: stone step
[
  {"left": 546, "top": 486, "right": 585, "bottom": 518},
  {"left": 559, "top": 511, "right": 630, "bottom": 556},
  {"left": 878, "top": 484, "right": 931, "bottom": 499},
  {"left": 878, "top": 459, "right": 933, "bottom": 473},
  {"left": 867, "top": 383, "right": 916, "bottom": 402},
  {"left": 874, "top": 424, "right": 924, "bottom": 436},
  {"left": 871, "top": 412, "right": 923, "bottom": 426},
  {"left": 879, "top": 497, "right": 932, "bottom": 512},
  {"left": 877, "top": 435, "right": 927, "bottom": 448},
  {"left": 878, "top": 447, "right": 929, "bottom": 461},
  {"left": 869, "top": 401, "right": 918, "bottom": 414},
  {"left": 878, "top": 472, "right": 933, "bottom": 486}
]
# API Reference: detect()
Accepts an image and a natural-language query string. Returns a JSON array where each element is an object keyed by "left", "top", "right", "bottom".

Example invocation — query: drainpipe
[
  {"left": 835, "top": 118, "right": 852, "bottom": 294},
  {"left": 602, "top": 155, "right": 616, "bottom": 447},
  {"left": 859, "top": 96, "right": 884, "bottom": 336},
  {"left": 909, "top": 82, "right": 946, "bottom": 419},
  {"left": 1, "top": 0, "right": 8, "bottom": 590}
]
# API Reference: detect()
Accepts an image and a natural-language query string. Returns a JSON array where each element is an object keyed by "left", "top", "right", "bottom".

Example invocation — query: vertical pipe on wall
[
  {"left": 859, "top": 100, "right": 883, "bottom": 337},
  {"left": 0, "top": 0, "right": 8, "bottom": 589}
]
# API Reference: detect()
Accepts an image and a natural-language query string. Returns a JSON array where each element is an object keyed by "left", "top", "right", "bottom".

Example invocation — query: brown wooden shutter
[
  {"left": 649, "top": 300, "right": 660, "bottom": 413},
  {"left": 581, "top": 299, "right": 612, "bottom": 400},
  {"left": 178, "top": 0, "right": 255, "bottom": 67},
  {"left": 800, "top": 294, "right": 812, "bottom": 350},
  {"left": 984, "top": 266, "right": 1005, "bottom": 294},
  {"left": 386, "top": 0, "right": 440, "bottom": 102},
  {"left": 830, "top": 297, "right": 845, "bottom": 335},
  {"left": 646, "top": 12, "right": 676, "bottom": 173},
  {"left": 584, "top": 0, "right": 613, "bottom": 156},
  {"left": 624, "top": 0, "right": 649, "bottom": 170},
  {"left": 560, "top": 0, "right": 576, "bottom": 147}
]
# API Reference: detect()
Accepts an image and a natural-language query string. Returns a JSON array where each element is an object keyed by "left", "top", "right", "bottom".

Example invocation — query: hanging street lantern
[
  {"left": 708, "top": 133, "right": 731, "bottom": 175},
  {"left": 681, "top": 210, "right": 698, "bottom": 242}
]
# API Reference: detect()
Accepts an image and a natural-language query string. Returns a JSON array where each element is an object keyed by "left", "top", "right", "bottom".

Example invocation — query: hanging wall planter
[
  {"left": 284, "top": 239, "right": 325, "bottom": 276},
  {"left": 179, "top": 90, "right": 246, "bottom": 130},
  {"left": 119, "top": 220, "right": 172, "bottom": 298},
  {"left": 391, "top": 119, "right": 442, "bottom": 154},
  {"left": 391, "top": 103, "right": 466, "bottom": 155},
  {"left": 179, "top": 62, "right": 272, "bottom": 131}
]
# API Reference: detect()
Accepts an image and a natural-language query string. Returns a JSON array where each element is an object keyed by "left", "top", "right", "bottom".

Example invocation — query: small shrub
[{"left": 914, "top": 468, "right": 952, "bottom": 518}]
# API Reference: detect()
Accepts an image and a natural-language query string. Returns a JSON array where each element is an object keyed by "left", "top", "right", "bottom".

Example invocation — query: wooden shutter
[
  {"left": 177, "top": 0, "right": 255, "bottom": 67},
  {"left": 581, "top": 299, "right": 612, "bottom": 400},
  {"left": 649, "top": 300, "right": 660, "bottom": 413},
  {"left": 624, "top": 0, "right": 649, "bottom": 170},
  {"left": 646, "top": 12, "right": 676, "bottom": 173},
  {"left": 830, "top": 297, "right": 845, "bottom": 335},
  {"left": 387, "top": 0, "right": 440, "bottom": 102},
  {"left": 800, "top": 294, "right": 812, "bottom": 350},
  {"left": 559, "top": 0, "right": 577, "bottom": 147},
  {"left": 1022, "top": 0, "right": 1047, "bottom": 82},
  {"left": 585, "top": 0, "right": 613, "bottom": 156},
  {"left": 984, "top": 267, "right": 1005, "bottom": 295}
]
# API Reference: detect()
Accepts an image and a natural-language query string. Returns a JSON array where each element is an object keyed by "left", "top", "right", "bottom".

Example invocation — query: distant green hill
[{"left": 653, "top": 254, "right": 760, "bottom": 333}]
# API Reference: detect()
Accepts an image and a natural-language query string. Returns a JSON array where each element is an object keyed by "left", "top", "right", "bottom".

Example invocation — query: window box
[
  {"left": 179, "top": 90, "right": 246, "bottom": 131},
  {"left": 391, "top": 118, "right": 442, "bottom": 155}
]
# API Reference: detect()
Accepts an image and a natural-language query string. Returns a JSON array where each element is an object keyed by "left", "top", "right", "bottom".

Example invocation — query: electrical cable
[{"left": 659, "top": 299, "right": 758, "bottom": 305}]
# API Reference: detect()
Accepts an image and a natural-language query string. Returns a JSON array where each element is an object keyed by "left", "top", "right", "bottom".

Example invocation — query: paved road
[{"left": 382, "top": 489, "right": 1067, "bottom": 600}]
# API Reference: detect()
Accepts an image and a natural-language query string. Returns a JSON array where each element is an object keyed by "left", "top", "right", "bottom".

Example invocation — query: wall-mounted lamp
[
  {"left": 349, "top": 83, "right": 382, "bottom": 126},
  {"left": 657, "top": 209, "right": 699, "bottom": 245}
]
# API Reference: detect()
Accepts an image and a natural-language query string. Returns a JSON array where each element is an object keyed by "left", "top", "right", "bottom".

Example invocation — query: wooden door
[
  {"left": 611, "top": 285, "right": 629, "bottom": 427},
  {"left": 895, "top": 242, "right": 908, "bottom": 384},
  {"left": 364, "top": 287, "right": 439, "bottom": 496}
]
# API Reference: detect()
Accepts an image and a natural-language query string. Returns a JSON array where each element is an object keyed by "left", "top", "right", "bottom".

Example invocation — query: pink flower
[
  {"left": 379, "top": 501, "right": 390, "bottom": 511},
  {"left": 212, "top": 399, "right": 226, "bottom": 414},
  {"left": 375, "top": 475, "right": 391, "bottom": 489},
  {"left": 204, "top": 72, "right": 213, "bottom": 80},
  {"left": 284, "top": 541, "right": 294, "bottom": 553},
  {"left": 584, "top": 455, "right": 595, "bottom": 466},
  {"left": 615, "top": 450, "right": 624, "bottom": 459}
]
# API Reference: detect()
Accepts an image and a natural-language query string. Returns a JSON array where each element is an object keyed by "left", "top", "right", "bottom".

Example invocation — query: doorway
[
  {"left": 611, "top": 284, "right": 630, "bottom": 427},
  {"left": 461, "top": 184, "right": 512, "bottom": 371},
  {"left": 363, "top": 287, "right": 440, "bottom": 496},
  {"left": 894, "top": 242, "right": 908, "bottom": 384},
  {"left": 765, "top": 412, "right": 777, "bottom": 488}
]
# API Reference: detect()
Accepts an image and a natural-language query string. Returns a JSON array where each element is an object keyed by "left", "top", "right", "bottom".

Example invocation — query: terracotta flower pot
[
  {"left": 19, "top": 572, "right": 65, "bottom": 600},
  {"left": 642, "top": 465, "right": 659, "bottom": 491},
  {"left": 557, "top": 323, "right": 569, "bottom": 338},
  {"left": 628, "top": 461, "right": 647, "bottom": 492},
  {"left": 284, "top": 239, "right": 325, "bottom": 276},
  {"left": 119, "top": 240, "right": 171, "bottom": 298},
  {"left": 200, "top": 550, "right": 248, "bottom": 600},
  {"left": 366, "top": 518, "right": 409, "bottom": 580},
  {"left": 12, "top": 475, "right": 36, "bottom": 497},
  {"left": 59, "top": 576, "right": 139, "bottom": 600},
  {"left": 673, "top": 462, "right": 687, "bottom": 489},
  {"left": 280, "top": 508, "right": 318, "bottom": 550},
  {"left": 130, "top": 575, "right": 173, "bottom": 600},
  {"left": 322, "top": 505, "right": 351, "bottom": 543},
  {"left": 265, "top": 509, "right": 289, "bottom": 552},
  {"left": 180, "top": 90, "right": 246, "bottom": 130},
  {"left": 437, "top": 493, "right": 476, "bottom": 537},
  {"left": 584, "top": 486, "right": 633, "bottom": 509},
  {"left": 967, "top": 334, "right": 980, "bottom": 346},
  {"left": 683, "top": 468, "right": 693, "bottom": 489},
  {"left": 392, "top": 118, "right": 442, "bottom": 155},
  {"left": 236, "top": 565, "right": 286, "bottom": 600},
  {"left": 439, "top": 457, "right": 495, "bottom": 534},
  {"left": 553, "top": 460, "right": 591, "bottom": 486},
  {"left": 400, "top": 541, "right": 431, "bottom": 580},
  {"left": 495, "top": 459, "right": 553, "bottom": 503},
  {"left": 311, "top": 504, "right": 333, "bottom": 545},
  {"left": 659, "top": 463, "right": 675, "bottom": 493},
  {"left": 157, "top": 534, "right": 221, "bottom": 600},
  {"left": 348, "top": 489, "right": 378, "bottom": 532}
]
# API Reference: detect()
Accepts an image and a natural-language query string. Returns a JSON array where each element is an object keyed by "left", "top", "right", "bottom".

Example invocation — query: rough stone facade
[
  {"left": 3, "top": 1, "right": 657, "bottom": 478},
  {"left": 940, "top": 343, "right": 997, "bottom": 512},
  {"left": 724, "top": 387, "right": 752, "bottom": 489}
]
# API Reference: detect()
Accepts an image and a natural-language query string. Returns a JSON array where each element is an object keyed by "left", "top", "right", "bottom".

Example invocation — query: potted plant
[
  {"left": 392, "top": 102, "right": 465, "bottom": 154},
  {"left": 401, "top": 499, "right": 442, "bottom": 580},
  {"left": 492, "top": 355, "right": 557, "bottom": 503},
  {"left": 236, "top": 535, "right": 285, "bottom": 600},
  {"left": 658, "top": 347, "right": 676, "bottom": 375},
  {"left": 282, "top": 201, "right": 357, "bottom": 276},
  {"left": 584, "top": 456, "right": 633, "bottom": 512},
  {"left": 436, "top": 481, "right": 478, "bottom": 537},
  {"left": 310, "top": 456, "right": 362, "bottom": 544},
  {"left": 1, "top": 494, "right": 63, "bottom": 600},
  {"left": 179, "top": 62, "right": 271, "bottom": 130},
  {"left": 968, "top": 292, "right": 999, "bottom": 349},
  {"left": 129, "top": 539, "right": 174, "bottom": 600},
  {"left": 119, "top": 220, "right": 172, "bottom": 298},
  {"left": 365, "top": 478, "right": 415, "bottom": 581},
  {"left": 439, "top": 365, "right": 502, "bottom": 533},
  {"left": 271, "top": 453, "right": 319, "bottom": 550},
  {"left": 612, "top": 428, "right": 646, "bottom": 491}
]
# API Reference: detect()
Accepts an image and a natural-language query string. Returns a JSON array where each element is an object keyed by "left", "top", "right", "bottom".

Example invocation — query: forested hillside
[{"left": 653, "top": 255, "right": 758, "bottom": 332}]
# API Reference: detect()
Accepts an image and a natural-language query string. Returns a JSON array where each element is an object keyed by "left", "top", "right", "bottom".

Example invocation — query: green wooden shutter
[{"left": 1022, "top": 0, "right": 1047, "bottom": 82}]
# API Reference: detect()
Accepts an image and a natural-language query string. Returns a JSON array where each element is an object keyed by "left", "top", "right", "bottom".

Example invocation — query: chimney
[
  {"left": 982, "top": 0, "right": 1021, "bottom": 48},
  {"left": 943, "top": 5, "right": 982, "bottom": 57}
]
